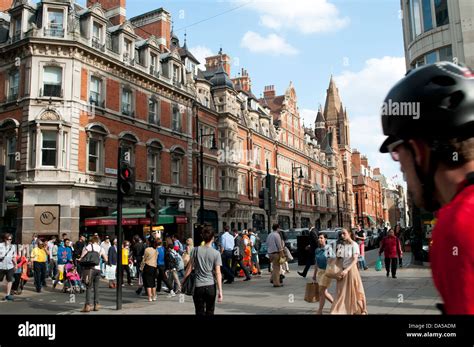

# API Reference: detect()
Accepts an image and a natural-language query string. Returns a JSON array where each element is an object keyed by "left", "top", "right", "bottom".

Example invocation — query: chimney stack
[
  {"left": 0, "top": 0, "right": 13, "bottom": 12},
  {"left": 130, "top": 8, "right": 171, "bottom": 50},
  {"left": 205, "top": 51, "right": 231, "bottom": 76},
  {"left": 87, "top": 0, "right": 126, "bottom": 26},
  {"left": 263, "top": 85, "right": 275, "bottom": 100}
]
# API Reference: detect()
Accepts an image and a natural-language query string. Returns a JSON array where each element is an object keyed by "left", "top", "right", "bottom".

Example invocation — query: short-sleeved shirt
[
  {"left": 336, "top": 241, "right": 360, "bottom": 269},
  {"left": 31, "top": 247, "right": 47, "bottom": 263},
  {"left": 156, "top": 246, "right": 165, "bottom": 266},
  {"left": 220, "top": 232, "right": 234, "bottom": 251},
  {"left": 191, "top": 245, "right": 222, "bottom": 288},
  {"left": 250, "top": 235, "right": 257, "bottom": 254},
  {"left": 315, "top": 244, "right": 335, "bottom": 270},
  {"left": 57, "top": 246, "right": 72, "bottom": 265},
  {"left": 0, "top": 243, "right": 16, "bottom": 270},
  {"left": 431, "top": 184, "right": 474, "bottom": 314}
]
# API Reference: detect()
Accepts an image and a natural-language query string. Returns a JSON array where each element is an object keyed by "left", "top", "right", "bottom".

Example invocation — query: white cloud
[
  {"left": 300, "top": 109, "right": 317, "bottom": 128},
  {"left": 333, "top": 56, "right": 407, "bottom": 182},
  {"left": 189, "top": 45, "right": 214, "bottom": 69},
  {"left": 240, "top": 0, "right": 350, "bottom": 34},
  {"left": 241, "top": 31, "right": 299, "bottom": 55}
]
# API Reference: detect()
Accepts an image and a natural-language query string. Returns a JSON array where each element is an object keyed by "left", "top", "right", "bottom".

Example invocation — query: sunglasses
[{"left": 387, "top": 139, "right": 405, "bottom": 162}]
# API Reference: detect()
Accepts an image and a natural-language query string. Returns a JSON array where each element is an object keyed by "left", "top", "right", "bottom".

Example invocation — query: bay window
[
  {"left": 43, "top": 66, "right": 62, "bottom": 97},
  {"left": 41, "top": 130, "right": 57, "bottom": 167}
]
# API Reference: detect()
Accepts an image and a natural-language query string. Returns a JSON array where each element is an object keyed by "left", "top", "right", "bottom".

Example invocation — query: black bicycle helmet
[{"left": 380, "top": 61, "right": 474, "bottom": 153}]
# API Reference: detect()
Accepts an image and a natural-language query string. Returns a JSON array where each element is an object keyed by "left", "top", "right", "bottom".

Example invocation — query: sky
[{"left": 74, "top": 0, "right": 407, "bottom": 185}]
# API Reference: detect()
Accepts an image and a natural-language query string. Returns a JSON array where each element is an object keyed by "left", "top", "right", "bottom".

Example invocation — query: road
[{"left": 0, "top": 250, "right": 440, "bottom": 315}]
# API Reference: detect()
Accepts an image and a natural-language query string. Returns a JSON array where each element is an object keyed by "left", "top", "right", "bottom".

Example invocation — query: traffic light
[
  {"left": 0, "top": 165, "right": 17, "bottom": 218},
  {"left": 146, "top": 199, "right": 156, "bottom": 220},
  {"left": 118, "top": 161, "right": 135, "bottom": 196},
  {"left": 259, "top": 188, "right": 269, "bottom": 211},
  {"left": 266, "top": 174, "right": 277, "bottom": 215}
]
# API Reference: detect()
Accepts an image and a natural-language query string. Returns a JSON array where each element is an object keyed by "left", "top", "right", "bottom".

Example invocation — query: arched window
[
  {"left": 0, "top": 119, "right": 19, "bottom": 171},
  {"left": 86, "top": 124, "right": 109, "bottom": 174},
  {"left": 119, "top": 132, "right": 139, "bottom": 166},
  {"left": 147, "top": 140, "right": 163, "bottom": 182},
  {"left": 170, "top": 146, "right": 185, "bottom": 185}
]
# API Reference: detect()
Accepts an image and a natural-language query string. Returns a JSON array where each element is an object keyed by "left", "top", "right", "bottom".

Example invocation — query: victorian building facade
[{"left": 0, "top": 0, "right": 362, "bottom": 242}]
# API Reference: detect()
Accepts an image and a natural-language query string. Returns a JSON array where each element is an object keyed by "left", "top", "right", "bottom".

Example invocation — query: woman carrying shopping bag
[{"left": 329, "top": 228, "right": 367, "bottom": 315}]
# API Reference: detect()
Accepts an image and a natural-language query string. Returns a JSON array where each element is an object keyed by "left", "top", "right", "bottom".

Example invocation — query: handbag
[
  {"left": 278, "top": 254, "right": 287, "bottom": 265},
  {"left": 304, "top": 282, "right": 320, "bottom": 303},
  {"left": 375, "top": 256, "right": 383, "bottom": 271},
  {"left": 182, "top": 247, "right": 198, "bottom": 296},
  {"left": 325, "top": 257, "right": 343, "bottom": 279},
  {"left": 80, "top": 246, "right": 100, "bottom": 268}
]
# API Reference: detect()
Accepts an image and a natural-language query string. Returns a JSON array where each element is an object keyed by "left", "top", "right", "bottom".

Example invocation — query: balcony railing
[
  {"left": 91, "top": 37, "right": 105, "bottom": 52},
  {"left": 11, "top": 32, "right": 21, "bottom": 43},
  {"left": 44, "top": 27, "right": 64, "bottom": 38},
  {"left": 150, "top": 67, "right": 160, "bottom": 78}
]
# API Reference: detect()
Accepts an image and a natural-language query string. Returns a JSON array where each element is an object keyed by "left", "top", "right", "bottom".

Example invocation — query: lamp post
[
  {"left": 291, "top": 163, "right": 304, "bottom": 229},
  {"left": 336, "top": 183, "right": 345, "bottom": 228},
  {"left": 198, "top": 128, "right": 218, "bottom": 226}
]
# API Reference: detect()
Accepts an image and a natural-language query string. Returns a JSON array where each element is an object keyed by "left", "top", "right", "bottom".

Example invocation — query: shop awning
[
  {"left": 85, "top": 206, "right": 187, "bottom": 227},
  {"left": 366, "top": 215, "right": 376, "bottom": 225}
]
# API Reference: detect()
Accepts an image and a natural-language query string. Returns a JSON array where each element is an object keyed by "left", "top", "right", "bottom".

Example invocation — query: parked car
[
  {"left": 320, "top": 229, "right": 340, "bottom": 251},
  {"left": 283, "top": 228, "right": 307, "bottom": 256}
]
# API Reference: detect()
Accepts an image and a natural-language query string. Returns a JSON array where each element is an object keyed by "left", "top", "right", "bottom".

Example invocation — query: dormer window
[
  {"left": 46, "top": 9, "right": 64, "bottom": 37},
  {"left": 92, "top": 22, "right": 104, "bottom": 50},
  {"left": 172, "top": 65, "right": 180, "bottom": 83},
  {"left": 150, "top": 53, "right": 158, "bottom": 75},
  {"left": 123, "top": 39, "right": 133, "bottom": 63},
  {"left": 12, "top": 16, "right": 22, "bottom": 42}
]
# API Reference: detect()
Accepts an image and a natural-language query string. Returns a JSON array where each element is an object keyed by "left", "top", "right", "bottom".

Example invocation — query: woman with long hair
[{"left": 330, "top": 228, "right": 367, "bottom": 314}]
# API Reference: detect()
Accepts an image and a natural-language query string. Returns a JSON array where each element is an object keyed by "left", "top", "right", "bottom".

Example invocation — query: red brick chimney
[
  {"left": 205, "top": 50, "right": 231, "bottom": 76},
  {"left": 361, "top": 155, "right": 369, "bottom": 168},
  {"left": 351, "top": 149, "right": 361, "bottom": 174},
  {"left": 232, "top": 68, "right": 251, "bottom": 92},
  {"left": 87, "top": 0, "right": 126, "bottom": 26},
  {"left": 0, "top": 0, "right": 13, "bottom": 12},
  {"left": 130, "top": 8, "right": 171, "bottom": 50},
  {"left": 263, "top": 85, "right": 275, "bottom": 100}
]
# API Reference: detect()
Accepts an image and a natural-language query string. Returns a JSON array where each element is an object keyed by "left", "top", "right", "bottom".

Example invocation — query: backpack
[
  {"left": 80, "top": 245, "right": 100, "bottom": 268},
  {"left": 165, "top": 250, "right": 178, "bottom": 270}
]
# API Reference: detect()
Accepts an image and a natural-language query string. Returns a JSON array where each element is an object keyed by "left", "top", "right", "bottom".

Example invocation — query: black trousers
[
  {"left": 156, "top": 265, "right": 173, "bottom": 291},
  {"left": 85, "top": 269, "right": 101, "bottom": 306},
  {"left": 121, "top": 264, "right": 131, "bottom": 285},
  {"left": 193, "top": 284, "right": 217, "bottom": 316},
  {"left": 301, "top": 249, "right": 315, "bottom": 277},
  {"left": 33, "top": 262, "right": 46, "bottom": 291},
  {"left": 385, "top": 257, "right": 398, "bottom": 277},
  {"left": 221, "top": 251, "right": 234, "bottom": 281}
]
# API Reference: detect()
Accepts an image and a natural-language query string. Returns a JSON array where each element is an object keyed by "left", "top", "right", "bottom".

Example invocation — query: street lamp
[
  {"left": 198, "top": 128, "right": 218, "bottom": 226},
  {"left": 336, "top": 183, "right": 345, "bottom": 228},
  {"left": 291, "top": 163, "right": 304, "bottom": 229}
]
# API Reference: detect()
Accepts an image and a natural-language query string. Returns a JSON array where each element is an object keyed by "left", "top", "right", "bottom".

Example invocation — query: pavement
[{"left": 0, "top": 249, "right": 440, "bottom": 315}]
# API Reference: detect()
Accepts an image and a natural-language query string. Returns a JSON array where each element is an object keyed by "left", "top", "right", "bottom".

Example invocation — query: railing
[
  {"left": 7, "top": 93, "right": 19, "bottom": 102},
  {"left": 92, "top": 37, "right": 105, "bottom": 52},
  {"left": 122, "top": 107, "right": 134, "bottom": 117},
  {"left": 11, "top": 32, "right": 21, "bottom": 42},
  {"left": 44, "top": 27, "right": 64, "bottom": 38}
]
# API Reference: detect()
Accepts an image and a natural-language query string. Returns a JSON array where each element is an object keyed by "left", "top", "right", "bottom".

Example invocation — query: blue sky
[{"left": 75, "top": 0, "right": 407, "bottom": 184}]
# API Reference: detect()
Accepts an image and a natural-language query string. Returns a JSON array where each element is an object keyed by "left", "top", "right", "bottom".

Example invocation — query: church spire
[{"left": 323, "top": 75, "right": 342, "bottom": 123}]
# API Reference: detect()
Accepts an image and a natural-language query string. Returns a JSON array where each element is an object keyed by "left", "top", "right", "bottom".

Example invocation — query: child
[
  {"left": 65, "top": 263, "right": 84, "bottom": 291},
  {"left": 12, "top": 250, "right": 28, "bottom": 295}
]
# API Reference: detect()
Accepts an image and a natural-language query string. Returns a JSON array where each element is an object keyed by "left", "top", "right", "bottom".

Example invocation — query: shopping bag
[
  {"left": 105, "top": 265, "right": 116, "bottom": 280},
  {"left": 304, "top": 282, "right": 320, "bottom": 303},
  {"left": 325, "top": 258, "right": 343, "bottom": 279},
  {"left": 375, "top": 257, "right": 383, "bottom": 271},
  {"left": 129, "top": 264, "right": 137, "bottom": 278}
]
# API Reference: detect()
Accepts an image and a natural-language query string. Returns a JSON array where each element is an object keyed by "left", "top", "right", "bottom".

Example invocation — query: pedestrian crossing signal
[{"left": 118, "top": 162, "right": 135, "bottom": 196}]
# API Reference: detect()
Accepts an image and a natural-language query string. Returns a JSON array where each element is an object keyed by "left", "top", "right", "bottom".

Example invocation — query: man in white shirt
[{"left": 219, "top": 226, "right": 235, "bottom": 284}]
